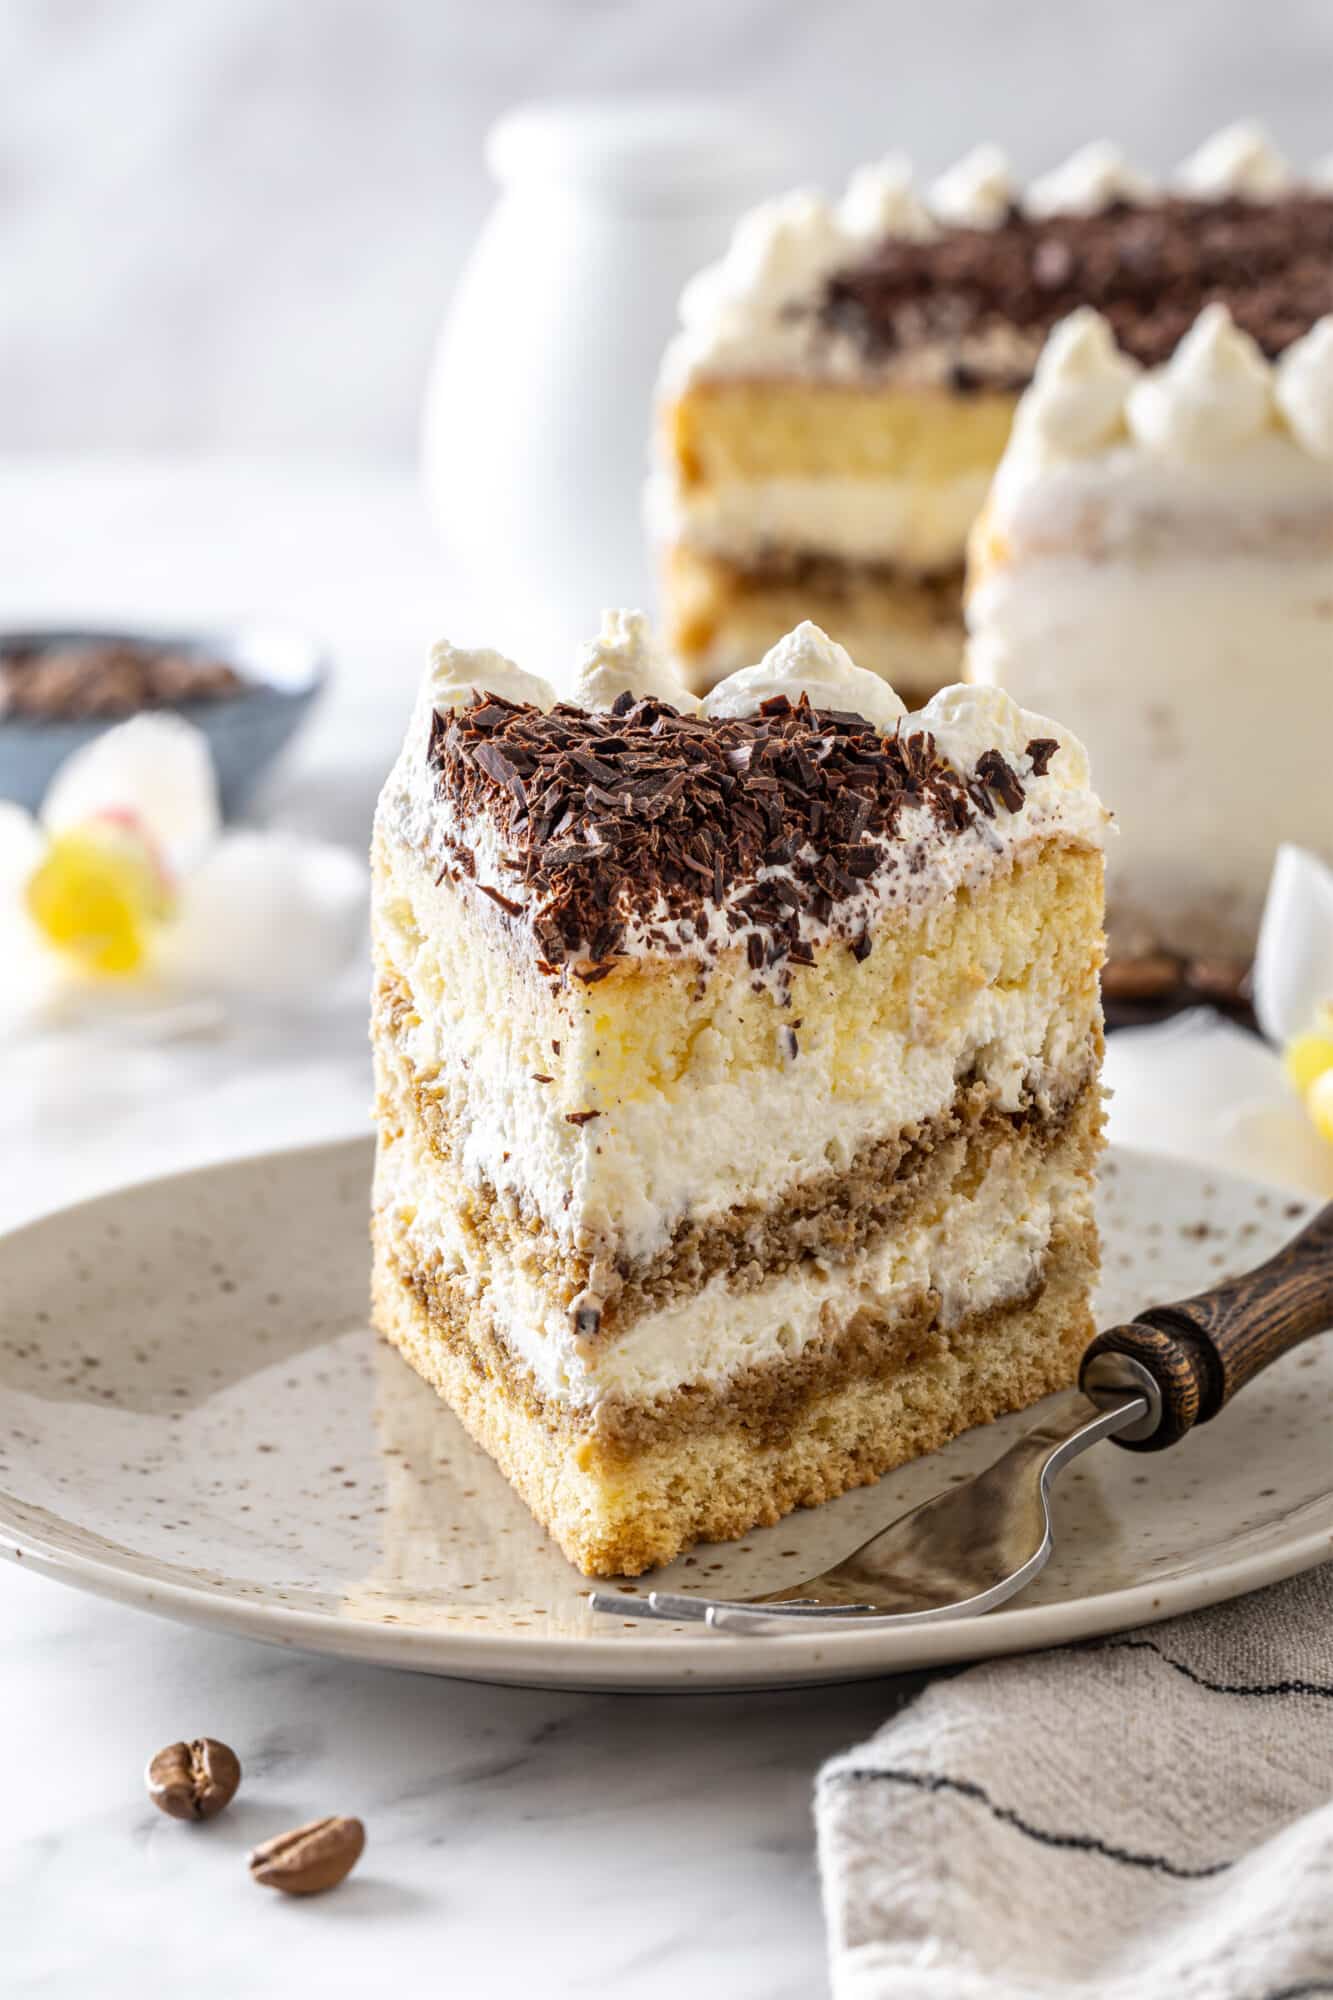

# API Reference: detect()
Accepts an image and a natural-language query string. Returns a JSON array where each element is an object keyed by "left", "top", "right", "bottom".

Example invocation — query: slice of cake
[
  {"left": 370, "top": 611, "right": 1109, "bottom": 1576},
  {"left": 966, "top": 304, "right": 1332, "bottom": 975},
  {"left": 654, "top": 123, "right": 1332, "bottom": 702}
]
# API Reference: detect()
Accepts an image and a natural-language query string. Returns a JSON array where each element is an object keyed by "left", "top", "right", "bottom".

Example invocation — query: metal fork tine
[
  {"left": 587, "top": 1590, "right": 687, "bottom": 1623},
  {"left": 706, "top": 1601, "right": 879, "bottom": 1630},
  {"left": 591, "top": 1385, "right": 1153, "bottom": 1636},
  {"left": 590, "top": 1587, "right": 875, "bottom": 1628},
  {"left": 646, "top": 1589, "right": 727, "bottom": 1621}
]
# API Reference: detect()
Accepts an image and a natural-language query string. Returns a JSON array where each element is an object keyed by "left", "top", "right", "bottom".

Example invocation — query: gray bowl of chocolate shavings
[{"left": 0, "top": 624, "right": 328, "bottom": 818}]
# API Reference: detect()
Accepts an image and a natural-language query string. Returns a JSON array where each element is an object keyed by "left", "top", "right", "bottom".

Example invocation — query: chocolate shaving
[
  {"left": 476, "top": 881, "right": 524, "bottom": 918},
  {"left": 473, "top": 742, "right": 521, "bottom": 790},
  {"left": 430, "top": 692, "right": 1043, "bottom": 982},
  {"left": 1026, "top": 737, "right": 1059, "bottom": 777},
  {"left": 974, "top": 750, "right": 1026, "bottom": 814},
  {"left": 565, "top": 1110, "right": 601, "bottom": 1126}
]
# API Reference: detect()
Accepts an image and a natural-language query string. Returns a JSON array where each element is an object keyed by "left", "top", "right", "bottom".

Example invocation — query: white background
[{"left": 4, "top": 0, "right": 1331, "bottom": 457}]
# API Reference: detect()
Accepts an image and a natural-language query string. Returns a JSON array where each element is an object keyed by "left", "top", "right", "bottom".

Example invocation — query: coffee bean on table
[
  {"left": 248, "top": 1816, "right": 366, "bottom": 1896},
  {"left": 146, "top": 1738, "right": 242, "bottom": 1821}
]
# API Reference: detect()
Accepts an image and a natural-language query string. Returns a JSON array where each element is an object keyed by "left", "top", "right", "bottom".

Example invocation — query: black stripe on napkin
[
  {"left": 820, "top": 1767, "right": 1230, "bottom": 1881},
  {"left": 1094, "top": 1637, "right": 1333, "bottom": 1699}
]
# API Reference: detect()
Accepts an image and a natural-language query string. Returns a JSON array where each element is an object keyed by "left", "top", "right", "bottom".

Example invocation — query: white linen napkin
[
  {"left": 817, "top": 1567, "right": 1333, "bottom": 1999},
  {"left": 817, "top": 849, "right": 1333, "bottom": 1995}
]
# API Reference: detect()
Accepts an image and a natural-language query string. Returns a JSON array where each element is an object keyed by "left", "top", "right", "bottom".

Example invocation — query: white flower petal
[
  {"left": 41, "top": 713, "right": 220, "bottom": 867},
  {"left": 159, "top": 831, "right": 368, "bottom": 1002},
  {"left": 1252, "top": 843, "right": 1333, "bottom": 1047},
  {"left": 0, "top": 911, "right": 69, "bottom": 1031},
  {"left": 0, "top": 800, "right": 44, "bottom": 898}
]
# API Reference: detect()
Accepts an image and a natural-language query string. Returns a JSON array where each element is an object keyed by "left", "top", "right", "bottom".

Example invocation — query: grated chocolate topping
[
  {"left": 427, "top": 691, "right": 1057, "bottom": 983},
  {"left": 818, "top": 193, "right": 1333, "bottom": 385}
]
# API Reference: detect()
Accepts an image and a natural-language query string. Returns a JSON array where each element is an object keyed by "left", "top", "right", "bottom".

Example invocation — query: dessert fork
[{"left": 591, "top": 1201, "right": 1333, "bottom": 1635}]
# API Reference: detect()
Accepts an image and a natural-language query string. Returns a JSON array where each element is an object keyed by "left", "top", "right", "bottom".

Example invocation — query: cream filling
[
  {"left": 653, "top": 470, "right": 989, "bottom": 574},
  {"left": 967, "top": 559, "right": 1333, "bottom": 959},
  {"left": 379, "top": 1123, "right": 1091, "bottom": 1410}
]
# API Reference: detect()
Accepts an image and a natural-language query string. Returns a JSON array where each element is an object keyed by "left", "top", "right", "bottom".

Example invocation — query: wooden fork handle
[{"left": 1081, "top": 1201, "right": 1333, "bottom": 1452}]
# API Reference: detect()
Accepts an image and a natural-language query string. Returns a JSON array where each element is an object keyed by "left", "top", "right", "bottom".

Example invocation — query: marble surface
[
  {"left": 0, "top": 456, "right": 1321, "bottom": 1996},
  {"left": 3, "top": 1560, "right": 917, "bottom": 1996}
]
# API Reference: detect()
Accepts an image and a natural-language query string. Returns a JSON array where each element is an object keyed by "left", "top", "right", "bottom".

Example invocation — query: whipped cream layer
[
  {"left": 653, "top": 468, "right": 992, "bottom": 574},
  {"left": 378, "top": 1105, "right": 1093, "bottom": 1411}
]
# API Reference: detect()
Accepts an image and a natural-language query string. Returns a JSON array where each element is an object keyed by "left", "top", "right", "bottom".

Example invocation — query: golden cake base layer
[
  {"left": 370, "top": 1197, "right": 1099, "bottom": 1578},
  {"left": 663, "top": 543, "right": 964, "bottom": 699},
  {"left": 665, "top": 379, "right": 1018, "bottom": 486}
]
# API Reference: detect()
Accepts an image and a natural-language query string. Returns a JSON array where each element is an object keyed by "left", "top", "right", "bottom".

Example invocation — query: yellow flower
[
  {"left": 1284, "top": 1004, "right": 1333, "bottom": 1145},
  {"left": 1310, "top": 1068, "right": 1333, "bottom": 1145},
  {"left": 25, "top": 815, "right": 176, "bottom": 976},
  {"left": 1284, "top": 1027, "right": 1333, "bottom": 1097}
]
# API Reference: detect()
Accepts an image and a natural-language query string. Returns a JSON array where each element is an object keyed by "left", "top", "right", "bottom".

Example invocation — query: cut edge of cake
[{"left": 370, "top": 612, "right": 1110, "bottom": 1575}]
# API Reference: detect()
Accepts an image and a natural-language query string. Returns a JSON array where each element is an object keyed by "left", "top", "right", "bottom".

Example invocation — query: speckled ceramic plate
[{"left": 1, "top": 1141, "right": 1329, "bottom": 1691}]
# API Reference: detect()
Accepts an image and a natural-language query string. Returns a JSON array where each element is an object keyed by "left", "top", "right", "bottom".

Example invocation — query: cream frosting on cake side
[{"left": 967, "top": 308, "right": 1333, "bottom": 961}]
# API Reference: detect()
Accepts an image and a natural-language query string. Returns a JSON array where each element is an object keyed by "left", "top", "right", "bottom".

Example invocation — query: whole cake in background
[
  {"left": 652, "top": 122, "right": 1332, "bottom": 704},
  {"left": 369, "top": 610, "right": 1109, "bottom": 1577},
  {"left": 967, "top": 303, "right": 1332, "bottom": 973}
]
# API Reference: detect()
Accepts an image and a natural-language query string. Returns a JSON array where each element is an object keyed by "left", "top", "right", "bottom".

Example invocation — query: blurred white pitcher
[{"left": 421, "top": 97, "right": 785, "bottom": 668}]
